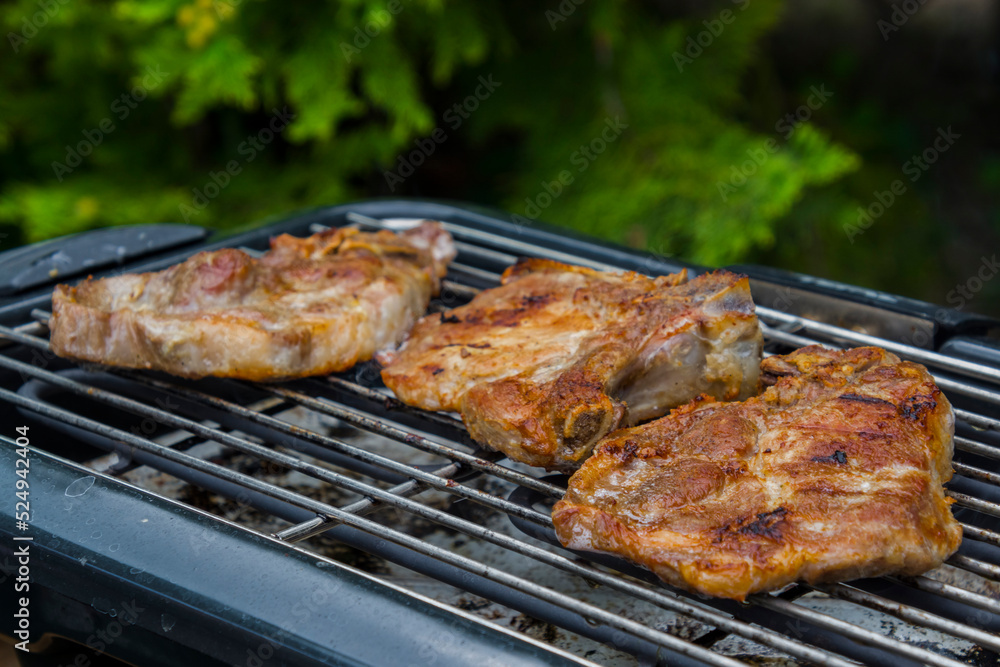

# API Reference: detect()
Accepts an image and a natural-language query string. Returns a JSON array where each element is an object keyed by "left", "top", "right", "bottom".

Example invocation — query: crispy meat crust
[
  {"left": 49, "top": 222, "right": 455, "bottom": 380},
  {"left": 553, "top": 346, "right": 962, "bottom": 600},
  {"left": 380, "top": 259, "right": 762, "bottom": 471}
]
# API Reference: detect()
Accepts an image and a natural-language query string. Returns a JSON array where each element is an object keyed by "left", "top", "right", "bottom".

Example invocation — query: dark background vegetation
[{"left": 1, "top": 0, "right": 998, "bottom": 316}]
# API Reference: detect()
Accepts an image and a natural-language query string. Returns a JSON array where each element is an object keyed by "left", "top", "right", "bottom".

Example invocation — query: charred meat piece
[
  {"left": 380, "top": 259, "right": 762, "bottom": 471},
  {"left": 50, "top": 222, "right": 455, "bottom": 380},
  {"left": 553, "top": 346, "right": 961, "bottom": 600}
]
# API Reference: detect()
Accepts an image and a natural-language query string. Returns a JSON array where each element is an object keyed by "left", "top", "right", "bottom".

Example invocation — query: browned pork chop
[
  {"left": 380, "top": 259, "right": 762, "bottom": 471},
  {"left": 553, "top": 346, "right": 962, "bottom": 600},
  {"left": 50, "top": 222, "right": 455, "bottom": 380}
]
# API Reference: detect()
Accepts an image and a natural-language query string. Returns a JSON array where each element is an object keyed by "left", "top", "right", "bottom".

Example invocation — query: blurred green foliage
[
  {"left": 1, "top": 0, "right": 996, "bottom": 317},
  {"left": 0, "top": 0, "right": 859, "bottom": 263}
]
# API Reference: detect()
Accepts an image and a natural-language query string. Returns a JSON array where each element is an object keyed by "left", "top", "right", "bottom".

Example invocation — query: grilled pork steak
[
  {"left": 552, "top": 346, "right": 962, "bottom": 600},
  {"left": 50, "top": 222, "right": 455, "bottom": 380},
  {"left": 380, "top": 259, "right": 762, "bottom": 471}
]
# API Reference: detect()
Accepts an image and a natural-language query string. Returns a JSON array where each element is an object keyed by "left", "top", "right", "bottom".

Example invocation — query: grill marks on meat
[
  {"left": 553, "top": 346, "right": 961, "bottom": 600},
  {"left": 380, "top": 259, "right": 762, "bottom": 471},
  {"left": 49, "top": 222, "right": 455, "bottom": 380}
]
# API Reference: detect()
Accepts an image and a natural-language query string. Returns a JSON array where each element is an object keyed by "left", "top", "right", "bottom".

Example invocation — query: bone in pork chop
[
  {"left": 552, "top": 346, "right": 962, "bottom": 600},
  {"left": 49, "top": 222, "right": 455, "bottom": 381},
  {"left": 380, "top": 259, "right": 762, "bottom": 471}
]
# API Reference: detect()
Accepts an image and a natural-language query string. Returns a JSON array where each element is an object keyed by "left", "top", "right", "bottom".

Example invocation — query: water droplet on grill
[
  {"left": 161, "top": 614, "right": 176, "bottom": 633},
  {"left": 65, "top": 475, "right": 95, "bottom": 497},
  {"left": 109, "top": 543, "right": 120, "bottom": 552},
  {"left": 91, "top": 531, "right": 102, "bottom": 540},
  {"left": 129, "top": 566, "right": 145, "bottom": 575}
]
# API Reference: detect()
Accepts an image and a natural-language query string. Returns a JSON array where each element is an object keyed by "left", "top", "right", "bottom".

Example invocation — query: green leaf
[{"left": 173, "top": 34, "right": 262, "bottom": 124}]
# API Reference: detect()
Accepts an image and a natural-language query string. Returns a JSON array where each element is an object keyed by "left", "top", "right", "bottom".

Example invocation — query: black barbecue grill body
[{"left": 2, "top": 198, "right": 1000, "bottom": 667}]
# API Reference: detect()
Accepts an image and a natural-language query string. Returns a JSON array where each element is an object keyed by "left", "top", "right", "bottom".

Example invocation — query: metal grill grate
[{"left": 3, "top": 210, "right": 1000, "bottom": 666}]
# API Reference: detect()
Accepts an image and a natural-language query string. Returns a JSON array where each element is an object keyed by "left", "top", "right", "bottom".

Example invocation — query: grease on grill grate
[{"left": 99, "top": 406, "right": 699, "bottom": 665}]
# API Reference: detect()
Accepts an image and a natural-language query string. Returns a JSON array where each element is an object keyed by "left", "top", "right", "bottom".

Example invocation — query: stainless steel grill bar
[
  {"left": 948, "top": 554, "right": 1000, "bottom": 582},
  {"left": 440, "top": 279, "right": 482, "bottom": 301},
  {"left": 324, "top": 375, "right": 469, "bottom": 433},
  {"left": 756, "top": 307, "right": 1000, "bottom": 386},
  {"left": 273, "top": 516, "right": 327, "bottom": 542},
  {"left": 898, "top": 576, "right": 1000, "bottom": 616},
  {"left": 1, "top": 385, "right": 749, "bottom": 667},
  {"left": 953, "top": 461, "right": 1000, "bottom": 486},
  {"left": 104, "top": 362, "right": 559, "bottom": 499},
  {"left": 106, "top": 394, "right": 287, "bottom": 466},
  {"left": 450, "top": 261, "right": 509, "bottom": 284},
  {"left": 962, "top": 523, "right": 1000, "bottom": 547},
  {"left": 297, "top": 496, "right": 749, "bottom": 667},
  {"left": 755, "top": 595, "right": 971, "bottom": 667},
  {"left": 274, "top": 467, "right": 467, "bottom": 543},
  {"left": 451, "top": 242, "right": 519, "bottom": 266},
  {"left": 0, "top": 386, "right": 353, "bottom": 515},
  {"left": 817, "top": 583, "right": 1000, "bottom": 653},
  {"left": 955, "top": 408, "right": 1000, "bottom": 432},
  {"left": 948, "top": 491, "right": 1000, "bottom": 520},
  {"left": 273, "top": 461, "right": 463, "bottom": 543},
  {"left": 261, "top": 383, "right": 564, "bottom": 499},
  {"left": 0, "top": 320, "right": 49, "bottom": 350},
  {"left": 346, "top": 212, "right": 621, "bottom": 273},
  {"left": 0, "top": 334, "right": 552, "bottom": 526},
  {"left": 102, "top": 371, "right": 561, "bottom": 538},
  {"left": 275, "top": 464, "right": 862, "bottom": 666},
  {"left": 955, "top": 436, "right": 1000, "bottom": 462},
  {"left": 758, "top": 323, "right": 827, "bottom": 350}
]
